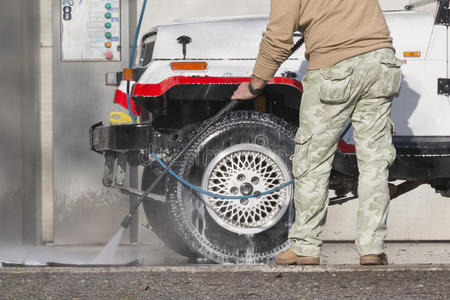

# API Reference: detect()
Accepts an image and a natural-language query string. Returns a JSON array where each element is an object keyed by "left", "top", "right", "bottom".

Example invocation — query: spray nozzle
[{"left": 121, "top": 213, "right": 134, "bottom": 228}]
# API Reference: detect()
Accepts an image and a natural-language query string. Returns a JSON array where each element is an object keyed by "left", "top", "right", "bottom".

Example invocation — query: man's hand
[
  {"left": 231, "top": 76, "right": 267, "bottom": 101},
  {"left": 231, "top": 82, "right": 255, "bottom": 101}
]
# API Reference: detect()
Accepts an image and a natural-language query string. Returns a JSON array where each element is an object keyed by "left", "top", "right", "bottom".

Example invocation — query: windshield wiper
[{"left": 405, "top": 0, "right": 438, "bottom": 10}]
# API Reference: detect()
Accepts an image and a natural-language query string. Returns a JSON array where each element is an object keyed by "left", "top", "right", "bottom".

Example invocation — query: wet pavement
[
  {"left": 0, "top": 244, "right": 189, "bottom": 267},
  {"left": 1, "top": 265, "right": 450, "bottom": 299},
  {"left": 1, "top": 243, "right": 450, "bottom": 299},
  {"left": 2, "top": 242, "right": 450, "bottom": 266}
]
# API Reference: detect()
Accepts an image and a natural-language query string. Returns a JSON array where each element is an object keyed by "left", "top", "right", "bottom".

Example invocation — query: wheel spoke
[{"left": 201, "top": 144, "right": 292, "bottom": 235}]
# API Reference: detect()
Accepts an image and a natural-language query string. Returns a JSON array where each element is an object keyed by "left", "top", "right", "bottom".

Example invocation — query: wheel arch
[{"left": 131, "top": 78, "right": 303, "bottom": 128}]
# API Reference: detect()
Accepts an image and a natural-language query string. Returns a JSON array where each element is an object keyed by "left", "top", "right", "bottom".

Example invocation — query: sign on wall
[{"left": 60, "top": 0, "right": 121, "bottom": 61}]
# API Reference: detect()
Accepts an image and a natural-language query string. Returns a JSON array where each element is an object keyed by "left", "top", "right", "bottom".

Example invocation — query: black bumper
[
  {"left": 90, "top": 123, "right": 450, "bottom": 181},
  {"left": 391, "top": 136, "right": 450, "bottom": 180},
  {"left": 89, "top": 122, "right": 154, "bottom": 153},
  {"left": 334, "top": 136, "right": 450, "bottom": 181}
]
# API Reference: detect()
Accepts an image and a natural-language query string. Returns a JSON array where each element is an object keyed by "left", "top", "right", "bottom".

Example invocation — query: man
[{"left": 232, "top": 0, "right": 403, "bottom": 265}]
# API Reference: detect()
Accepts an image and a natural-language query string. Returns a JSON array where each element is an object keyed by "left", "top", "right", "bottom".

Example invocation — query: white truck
[{"left": 90, "top": 1, "right": 450, "bottom": 264}]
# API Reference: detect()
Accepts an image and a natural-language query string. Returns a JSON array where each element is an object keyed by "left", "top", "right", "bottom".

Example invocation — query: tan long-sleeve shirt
[{"left": 253, "top": 0, "right": 394, "bottom": 81}]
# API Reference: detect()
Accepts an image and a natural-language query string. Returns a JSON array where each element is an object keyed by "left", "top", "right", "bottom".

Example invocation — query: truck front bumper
[
  {"left": 90, "top": 122, "right": 154, "bottom": 153},
  {"left": 89, "top": 121, "right": 172, "bottom": 203}
]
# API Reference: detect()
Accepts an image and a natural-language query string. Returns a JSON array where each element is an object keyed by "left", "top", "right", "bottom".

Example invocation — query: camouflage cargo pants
[{"left": 289, "top": 48, "right": 404, "bottom": 257}]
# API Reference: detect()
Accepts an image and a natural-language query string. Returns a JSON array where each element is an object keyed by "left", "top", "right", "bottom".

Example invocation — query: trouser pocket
[
  {"left": 388, "top": 117, "right": 395, "bottom": 135},
  {"left": 319, "top": 65, "right": 354, "bottom": 104},
  {"left": 378, "top": 57, "right": 404, "bottom": 98},
  {"left": 386, "top": 117, "right": 397, "bottom": 166},
  {"left": 293, "top": 133, "right": 313, "bottom": 178}
]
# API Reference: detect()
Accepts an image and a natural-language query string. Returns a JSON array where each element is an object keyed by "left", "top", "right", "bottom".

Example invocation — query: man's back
[
  {"left": 254, "top": 0, "right": 393, "bottom": 80},
  {"left": 299, "top": 0, "right": 393, "bottom": 69}
]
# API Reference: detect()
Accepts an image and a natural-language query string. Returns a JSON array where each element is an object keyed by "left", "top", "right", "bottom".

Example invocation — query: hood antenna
[{"left": 177, "top": 35, "right": 192, "bottom": 60}]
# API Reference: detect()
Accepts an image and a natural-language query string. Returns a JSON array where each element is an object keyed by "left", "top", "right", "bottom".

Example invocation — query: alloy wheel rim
[{"left": 201, "top": 143, "right": 292, "bottom": 235}]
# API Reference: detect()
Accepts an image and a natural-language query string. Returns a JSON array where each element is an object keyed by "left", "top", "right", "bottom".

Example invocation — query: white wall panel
[
  {"left": 323, "top": 184, "right": 450, "bottom": 241},
  {"left": 137, "top": 0, "right": 270, "bottom": 38},
  {"left": 40, "top": 0, "right": 54, "bottom": 243},
  {"left": 137, "top": 0, "right": 414, "bottom": 33}
]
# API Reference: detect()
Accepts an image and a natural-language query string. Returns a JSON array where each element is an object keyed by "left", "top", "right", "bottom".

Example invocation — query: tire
[
  {"left": 167, "top": 111, "right": 296, "bottom": 264},
  {"left": 142, "top": 166, "right": 198, "bottom": 260}
]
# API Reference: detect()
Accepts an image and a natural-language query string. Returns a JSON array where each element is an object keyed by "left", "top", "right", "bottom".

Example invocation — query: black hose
[{"left": 290, "top": 37, "right": 304, "bottom": 56}]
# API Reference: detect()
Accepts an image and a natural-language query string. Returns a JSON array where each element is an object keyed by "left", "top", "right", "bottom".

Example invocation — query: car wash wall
[
  {"left": 0, "top": 1, "right": 40, "bottom": 245},
  {"left": 51, "top": 0, "right": 135, "bottom": 244}
]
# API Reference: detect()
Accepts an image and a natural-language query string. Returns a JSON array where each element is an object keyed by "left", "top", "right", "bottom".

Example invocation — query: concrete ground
[
  {"left": 1, "top": 243, "right": 450, "bottom": 299},
  {"left": 1, "top": 264, "right": 450, "bottom": 299},
  {"left": 1, "top": 242, "right": 450, "bottom": 266}
]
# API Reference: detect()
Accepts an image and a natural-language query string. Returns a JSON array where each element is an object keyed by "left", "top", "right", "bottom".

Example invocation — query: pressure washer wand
[{"left": 121, "top": 100, "right": 240, "bottom": 228}]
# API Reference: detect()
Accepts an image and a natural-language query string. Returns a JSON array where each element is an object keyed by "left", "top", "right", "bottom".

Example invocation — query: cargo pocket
[
  {"left": 385, "top": 117, "right": 397, "bottom": 166},
  {"left": 319, "top": 66, "right": 354, "bottom": 104},
  {"left": 301, "top": 71, "right": 310, "bottom": 87},
  {"left": 388, "top": 117, "right": 395, "bottom": 135},
  {"left": 379, "top": 57, "right": 404, "bottom": 98},
  {"left": 293, "top": 133, "right": 313, "bottom": 178}
]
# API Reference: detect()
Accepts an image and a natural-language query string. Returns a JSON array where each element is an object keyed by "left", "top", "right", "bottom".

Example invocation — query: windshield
[
  {"left": 139, "top": 32, "right": 157, "bottom": 67},
  {"left": 380, "top": 0, "right": 410, "bottom": 10},
  {"left": 380, "top": 0, "right": 439, "bottom": 11}
]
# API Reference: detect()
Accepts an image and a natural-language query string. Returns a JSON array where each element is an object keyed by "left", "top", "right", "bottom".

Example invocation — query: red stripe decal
[
  {"left": 132, "top": 76, "right": 303, "bottom": 97},
  {"left": 113, "top": 89, "right": 142, "bottom": 115},
  {"left": 338, "top": 140, "right": 356, "bottom": 153},
  {"left": 114, "top": 76, "right": 356, "bottom": 153}
]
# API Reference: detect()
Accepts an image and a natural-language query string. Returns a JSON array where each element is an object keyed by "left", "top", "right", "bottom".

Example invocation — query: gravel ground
[{"left": 1, "top": 265, "right": 450, "bottom": 299}]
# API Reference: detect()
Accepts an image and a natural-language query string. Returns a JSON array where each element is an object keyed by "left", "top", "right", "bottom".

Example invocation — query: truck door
[{"left": 439, "top": 0, "right": 450, "bottom": 94}]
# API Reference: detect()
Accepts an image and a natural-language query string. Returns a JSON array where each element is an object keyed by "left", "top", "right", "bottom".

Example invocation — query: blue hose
[
  {"left": 125, "top": 81, "right": 136, "bottom": 124},
  {"left": 129, "top": 0, "right": 147, "bottom": 70},
  {"left": 151, "top": 153, "right": 294, "bottom": 200},
  {"left": 126, "top": 0, "right": 148, "bottom": 124},
  {"left": 125, "top": 0, "right": 294, "bottom": 201}
]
